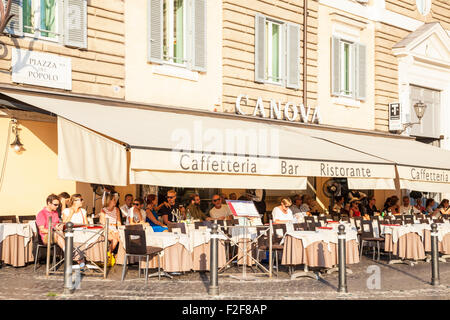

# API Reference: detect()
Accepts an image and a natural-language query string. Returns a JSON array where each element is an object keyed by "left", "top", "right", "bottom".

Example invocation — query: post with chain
[
  {"left": 63, "top": 222, "right": 74, "bottom": 294},
  {"left": 209, "top": 223, "right": 219, "bottom": 296},
  {"left": 338, "top": 224, "right": 347, "bottom": 293},
  {"left": 431, "top": 223, "right": 440, "bottom": 286}
]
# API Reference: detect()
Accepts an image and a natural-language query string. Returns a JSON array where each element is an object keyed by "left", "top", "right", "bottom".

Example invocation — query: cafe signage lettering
[
  {"left": 12, "top": 48, "right": 72, "bottom": 90},
  {"left": 397, "top": 166, "right": 450, "bottom": 183},
  {"left": 235, "top": 94, "right": 322, "bottom": 124}
]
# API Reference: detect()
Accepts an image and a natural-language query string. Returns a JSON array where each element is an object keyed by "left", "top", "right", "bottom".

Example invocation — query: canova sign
[{"left": 235, "top": 94, "right": 322, "bottom": 124}]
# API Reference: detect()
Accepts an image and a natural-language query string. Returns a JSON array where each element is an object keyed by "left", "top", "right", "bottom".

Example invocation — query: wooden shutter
[
  {"left": 148, "top": 0, "right": 163, "bottom": 63},
  {"left": 192, "top": 0, "right": 206, "bottom": 71},
  {"left": 64, "top": 0, "right": 87, "bottom": 49},
  {"left": 286, "top": 23, "right": 300, "bottom": 89},
  {"left": 356, "top": 43, "right": 367, "bottom": 101},
  {"left": 254, "top": 13, "right": 265, "bottom": 83},
  {"left": 331, "top": 36, "right": 341, "bottom": 96},
  {"left": 3, "top": 0, "right": 23, "bottom": 37}
]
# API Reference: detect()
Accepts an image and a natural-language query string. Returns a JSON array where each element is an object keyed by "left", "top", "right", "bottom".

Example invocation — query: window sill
[
  {"left": 332, "top": 96, "right": 361, "bottom": 108},
  {"left": 264, "top": 80, "right": 284, "bottom": 87},
  {"left": 24, "top": 32, "right": 60, "bottom": 43},
  {"left": 152, "top": 64, "right": 199, "bottom": 81}
]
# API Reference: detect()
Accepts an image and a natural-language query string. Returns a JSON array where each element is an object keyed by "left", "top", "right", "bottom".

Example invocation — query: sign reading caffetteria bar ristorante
[
  {"left": 130, "top": 149, "right": 395, "bottom": 179},
  {"left": 11, "top": 48, "right": 72, "bottom": 90}
]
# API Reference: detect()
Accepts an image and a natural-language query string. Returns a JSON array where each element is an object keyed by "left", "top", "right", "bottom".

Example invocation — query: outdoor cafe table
[
  {"left": 0, "top": 222, "right": 36, "bottom": 267},
  {"left": 382, "top": 223, "right": 450, "bottom": 260},
  {"left": 281, "top": 223, "right": 360, "bottom": 269},
  {"left": 116, "top": 225, "right": 227, "bottom": 272},
  {"left": 54, "top": 226, "right": 106, "bottom": 262}
]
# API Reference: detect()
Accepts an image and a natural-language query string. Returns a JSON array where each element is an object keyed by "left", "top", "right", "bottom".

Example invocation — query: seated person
[
  {"left": 272, "top": 198, "right": 296, "bottom": 224},
  {"left": 209, "top": 194, "right": 233, "bottom": 220},
  {"left": 128, "top": 198, "right": 149, "bottom": 225},
  {"left": 62, "top": 194, "right": 88, "bottom": 224},
  {"left": 399, "top": 196, "right": 414, "bottom": 215},
  {"left": 186, "top": 194, "right": 210, "bottom": 221},
  {"left": 290, "top": 194, "right": 302, "bottom": 214},
  {"left": 349, "top": 200, "right": 361, "bottom": 218},
  {"left": 365, "top": 196, "right": 379, "bottom": 216},
  {"left": 159, "top": 189, "right": 186, "bottom": 225},
  {"left": 100, "top": 193, "right": 122, "bottom": 265},
  {"left": 145, "top": 194, "right": 168, "bottom": 232},
  {"left": 36, "top": 194, "right": 64, "bottom": 245},
  {"left": 437, "top": 199, "right": 450, "bottom": 216},
  {"left": 332, "top": 196, "right": 345, "bottom": 214}
]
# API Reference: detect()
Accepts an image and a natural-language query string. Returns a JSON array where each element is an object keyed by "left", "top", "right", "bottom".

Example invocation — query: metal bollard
[
  {"left": 209, "top": 223, "right": 219, "bottom": 296},
  {"left": 338, "top": 224, "right": 347, "bottom": 293},
  {"left": 431, "top": 223, "right": 440, "bottom": 286},
  {"left": 64, "top": 222, "right": 74, "bottom": 294}
]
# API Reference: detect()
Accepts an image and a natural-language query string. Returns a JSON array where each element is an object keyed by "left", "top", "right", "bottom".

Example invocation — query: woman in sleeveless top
[
  {"left": 349, "top": 200, "right": 361, "bottom": 217},
  {"left": 62, "top": 194, "right": 87, "bottom": 224},
  {"left": 100, "top": 193, "right": 122, "bottom": 258}
]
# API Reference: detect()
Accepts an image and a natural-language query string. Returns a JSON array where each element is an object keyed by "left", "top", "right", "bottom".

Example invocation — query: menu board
[{"left": 226, "top": 200, "right": 260, "bottom": 218}]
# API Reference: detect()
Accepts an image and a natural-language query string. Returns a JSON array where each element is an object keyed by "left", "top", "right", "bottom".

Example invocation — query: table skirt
[
  {"left": 423, "top": 230, "right": 450, "bottom": 254},
  {"left": 384, "top": 233, "right": 426, "bottom": 260},
  {"left": 0, "top": 235, "right": 34, "bottom": 267},
  {"left": 191, "top": 241, "right": 227, "bottom": 271},
  {"left": 281, "top": 236, "right": 359, "bottom": 268}
]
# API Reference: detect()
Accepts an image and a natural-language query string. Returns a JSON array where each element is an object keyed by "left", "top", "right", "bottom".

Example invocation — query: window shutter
[
  {"left": 192, "top": 0, "right": 206, "bottom": 72},
  {"left": 254, "top": 13, "right": 265, "bottom": 83},
  {"left": 331, "top": 36, "right": 340, "bottom": 96},
  {"left": 356, "top": 43, "right": 367, "bottom": 101},
  {"left": 64, "top": 0, "right": 87, "bottom": 49},
  {"left": 286, "top": 23, "right": 300, "bottom": 90},
  {"left": 3, "top": 0, "right": 23, "bottom": 37},
  {"left": 148, "top": 0, "right": 163, "bottom": 63}
]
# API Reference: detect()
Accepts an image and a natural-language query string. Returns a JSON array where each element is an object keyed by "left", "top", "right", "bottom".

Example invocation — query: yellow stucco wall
[
  {"left": 124, "top": 0, "right": 223, "bottom": 111},
  {"left": 0, "top": 118, "right": 94, "bottom": 216}
]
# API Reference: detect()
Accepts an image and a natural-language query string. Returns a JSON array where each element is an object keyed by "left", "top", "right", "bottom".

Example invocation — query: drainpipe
[{"left": 303, "top": 0, "right": 308, "bottom": 106}]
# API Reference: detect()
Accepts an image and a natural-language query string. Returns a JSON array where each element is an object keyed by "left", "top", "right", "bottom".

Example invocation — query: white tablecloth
[
  {"left": 380, "top": 223, "right": 450, "bottom": 243},
  {"left": 71, "top": 227, "right": 104, "bottom": 246},
  {"left": 0, "top": 222, "right": 35, "bottom": 247}
]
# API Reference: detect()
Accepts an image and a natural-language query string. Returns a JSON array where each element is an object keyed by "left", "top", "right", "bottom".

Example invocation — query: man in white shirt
[
  {"left": 209, "top": 194, "right": 233, "bottom": 220},
  {"left": 120, "top": 194, "right": 134, "bottom": 223},
  {"left": 399, "top": 196, "right": 414, "bottom": 215}
]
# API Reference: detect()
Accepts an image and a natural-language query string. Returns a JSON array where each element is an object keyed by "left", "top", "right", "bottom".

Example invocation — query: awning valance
[{"left": 0, "top": 90, "right": 398, "bottom": 189}]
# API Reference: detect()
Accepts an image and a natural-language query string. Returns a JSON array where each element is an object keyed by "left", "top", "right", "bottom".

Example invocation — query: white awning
[
  {"left": 347, "top": 178, "right": 396, "bottom": 190},
  {"left": 57, "top": 117, "right": 127, "bottom": 186},
  {"left": 1, "top": 90, "right": 397, "bottom": 189},
  {"left": 295, "top": 127, "right": 450, "bottom": 192}
]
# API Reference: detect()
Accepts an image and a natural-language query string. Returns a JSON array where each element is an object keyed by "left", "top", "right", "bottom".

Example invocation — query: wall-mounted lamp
[
  {"left": 400, "top": 101, "right": 427, "bottom": 133},
  {"left": 10, "top": 118, "right": 23, "bottom": 152}
]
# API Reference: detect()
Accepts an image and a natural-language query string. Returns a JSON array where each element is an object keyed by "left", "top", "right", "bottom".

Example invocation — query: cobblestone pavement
[{"left": 0, "top": 255, "right": 449, "bottom": 300}]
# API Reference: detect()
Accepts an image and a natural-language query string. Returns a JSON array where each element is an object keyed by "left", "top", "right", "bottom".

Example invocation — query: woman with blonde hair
[
  {"left": 100, "top": 192, "right": 122, "bottom": 266},
  {"left": 271, "top": 198, "right": 295, "bottom": 224},
  {"left": 62, "top": 194, "right": 88, "bottom": 224}
]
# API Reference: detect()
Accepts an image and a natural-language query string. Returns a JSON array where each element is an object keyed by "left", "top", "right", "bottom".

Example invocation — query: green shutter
[
  {"left": 64, "top": 0, "right": 87, "bottom": 49},
  {"left": 254, "top": 13, "right": 265, "bottom": 83},
  {"left": 356, "top": 43, "right": 367, "bottom": 101},
  {"left": 148, "top": 0, "right": 163, "bottom": 63},
  {"left": 192, "top": 0, "right": 206, "bottom": 71},
  {"left": 331, "top": 36, "right": 340, "bottom": 96},
  {"left": 286, "top": 23, "right": 300, "bottom": 89},
  {"left": 3, "top": 0, "right": 23, "bottom": 37}
]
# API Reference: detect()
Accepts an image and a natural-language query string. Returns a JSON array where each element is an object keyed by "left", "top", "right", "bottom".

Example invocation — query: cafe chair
[
  {"left": 18, "top": 215, "right": 36, "bottom": 223},
  {"left": 0, "top": 215, "right": 18, "bottom": 223},
  {"left": 331, "top": 214, "right": 340, "bottom": 222},
  {"left": 318, "top": 216, "right": 327, "bottom": 227},
  {"left": 442, "top": 214, "right": 449, "bottom": 221},
  {"left": 257, "top": 223, "right": 286, "bottom": 277},
  {"left": 293, "top": 223, "right": 306, "bottom": 231},
  {"left": 404, "top": 216, "right": 414, "bottom": 224},
  {"left": 360, "top": 220, "right": 384, "bottom": 261},
  {"left": 340, "top": 215, "right": 350, "bottom": 223},
  {"left": 304, "top": 216, "right": 316, "bottom": 231},
  {"left": 393, "top": 218, "right": 403, "bottom": 225},
  {"left": 420, "top": 218, "right": 429, "bottom": 224},
  {"left": 370, "top": 216, "right": 382, "bottom": 238},
  {"left": 121, "top": 228, "right": 163, "bottom": 285},
  {"left": 232, "top": 218, "right": 241, "bottom": 226},
  {"left": 353, "top": 216, "right": 363, "bottom": 233},
  {"left": 433, "top": 218, "right": 444, "bottom": 224},
  {"left": 214, "top": 220, "right": 225, "bottom": 227},
  {"left": 33, "top": 222, "right": 57, "bottom": 272},
  {"left": 168, "top": 223, "right": 186, "bottom": 234},
  {"left": 125, "top": 224, "right": 144, "bottom": 231}
]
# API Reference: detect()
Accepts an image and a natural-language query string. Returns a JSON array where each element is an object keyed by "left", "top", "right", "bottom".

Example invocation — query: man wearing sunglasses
[
  {"left": 36, "top": 194, "right": 64, "bottom": 245},
  {"left": 120, "top": 194, "right": 134, "bottom": 224},
  {"left": 209, "top": 194, "right": 232, "bottom": 220},
  {"left": 160, "top": 189, "right": 186, "bottom": 225}
]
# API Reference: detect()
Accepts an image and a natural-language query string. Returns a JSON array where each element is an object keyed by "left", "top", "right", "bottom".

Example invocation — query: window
[
  {"left": 331, "top": 36, "right": 366, "bottom": 100},
  {"left": 265, "top": 20, "right": 282, "bottom": 84},
  {"left": 416, "top": 0, "right": 431, "bottom": 16},
  {"left": 148, "top": 0, "right": 207, "bottom": 72},
  {"left": 340, "top": 40, "right": 353, "bottom": 96},
  {"left": 163, "top": 0, "right": 186, "bottom": 65},
  {"left": 254, "top": 14, "right": 300, "bottom": 89},
  {"left": 23, "top": 0, "right": 59, "bottom": 40}
]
